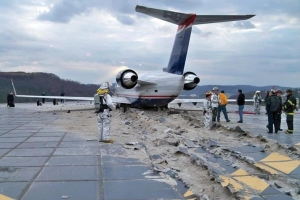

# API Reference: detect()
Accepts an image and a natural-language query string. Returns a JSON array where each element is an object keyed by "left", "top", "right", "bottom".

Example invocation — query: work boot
[
  {"left": 102, "top": 139, "right": 114, "bottom": 143},
  {"left": 285, "top": 130, "right": 293, "bottom": 134}
]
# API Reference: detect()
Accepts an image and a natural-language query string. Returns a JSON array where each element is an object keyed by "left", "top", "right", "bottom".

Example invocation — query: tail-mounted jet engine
[
  {"left": 116, "top": 69, "right": 138, "bottom": 89},
  {"left": 183, "top": 72, "right": 200, "bottom": 90}
]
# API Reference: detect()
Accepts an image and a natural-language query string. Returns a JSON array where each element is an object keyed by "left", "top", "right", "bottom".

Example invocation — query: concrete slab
[
  {"left": 0, "top": 142, "right": 20, "bottom": 149},
  {"left": 58, "top": 141, "right": 101, "bottom": 148},
  {"left": 54, "top": 147, "right": 100, "bottom": 156},
  {"left": 33, "top": 132, "right": 65, "bottom": 137},
  {"left": 36, "top": 166, "right": 98, "bottom": 181},
  {"left": 102, "top": 165, "right": 154, "bottom": 180},
  {"left": 0, "top": 149, "right": 11, "bottom": 157},
  {"left": 0, "top": 156, "right": 48, "bottom": 167},
  {"left": 0, "top": 137, "right": 27, "bottom": 143},
  {"left": 17, "top": 141, "right": 59, "bottom": 148},
  {"left": 26, "top": 136, "right": 62, "bottom": 142},
  {"left": 0, "top": 133, "right": 34, "bottom": 137},
  {"left": 22, "top": 181, "right": 99, "bottom": 200},
  {"left": 5, "top": 148, "right": 54, "bottom": 157},
  {"left": 47, "top": 155, "right": 98, "bottom": 166},
  {"left": 102, "top": 156, "right": 145, "bottom": 166},
  {"left": 0, "top": 182, "right": 29, "bottom": 199},
  {"left": 0, "top": 166, "right": 41, "bottom": 181},
  {"left": 103, "top": 179, "right": 181, "bottom": 200}
]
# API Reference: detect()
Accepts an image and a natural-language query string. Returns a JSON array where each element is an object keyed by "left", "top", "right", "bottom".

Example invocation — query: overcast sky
[{"left": 0, "top": 0, "right": 299, "bottom": 87}]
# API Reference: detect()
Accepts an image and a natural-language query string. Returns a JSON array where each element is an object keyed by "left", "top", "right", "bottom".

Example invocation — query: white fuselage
[{"left": 115, "top": 70, "right": 184, "bottom": 107}]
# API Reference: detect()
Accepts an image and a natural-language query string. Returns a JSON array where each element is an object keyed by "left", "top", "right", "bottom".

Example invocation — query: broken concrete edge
[
  {"left": 176, "top": 143, "right": 293, "bottom": 199},
  {"left": 220, "top": 123, "right": 300, "bottom": 156},
  {"left": 139, "top": 143, "right": 199, "bottom": 199}
]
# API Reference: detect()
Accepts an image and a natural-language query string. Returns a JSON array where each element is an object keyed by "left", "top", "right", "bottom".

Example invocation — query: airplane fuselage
[{"left": 115, "top": 70, "right": 184, "bottom": 107}]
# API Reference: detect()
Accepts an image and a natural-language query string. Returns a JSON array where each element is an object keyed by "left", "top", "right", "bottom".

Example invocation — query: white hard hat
[
  {"left": 100, "top": 82, "right": 110, "bottom": 89},
  {"left": 256, "top": 90, "right": 260, "bottom": 93},
  {"left": 213, "top": 87, "right": 218, "bottom": 91}
]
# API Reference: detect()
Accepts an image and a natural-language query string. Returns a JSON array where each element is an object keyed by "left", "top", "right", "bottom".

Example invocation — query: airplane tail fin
[{"left": 136, "top": 5, "right": 255, "bottom": 75}]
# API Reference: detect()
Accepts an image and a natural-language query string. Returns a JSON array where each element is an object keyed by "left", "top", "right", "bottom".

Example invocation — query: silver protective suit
[
  {"left": 203, "top": 99, "right": 212, "bottom": 129},
  {"left": 98, "top": 109, "right": 111, "bottom": 141}
]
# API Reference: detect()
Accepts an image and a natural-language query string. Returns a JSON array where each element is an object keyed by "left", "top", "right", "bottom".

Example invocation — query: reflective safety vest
[{"left": 284, "top": 94, "right": 296, "bottom": 115}]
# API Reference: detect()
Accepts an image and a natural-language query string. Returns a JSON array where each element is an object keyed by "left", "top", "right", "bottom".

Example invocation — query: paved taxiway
[{"left": 0, "top": 103, "right": 186, "bottom": 200}]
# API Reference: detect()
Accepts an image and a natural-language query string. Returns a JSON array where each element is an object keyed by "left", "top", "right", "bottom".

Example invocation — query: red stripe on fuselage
[{"left": 177, "top": 14, "right": 196, "bottom": 32}]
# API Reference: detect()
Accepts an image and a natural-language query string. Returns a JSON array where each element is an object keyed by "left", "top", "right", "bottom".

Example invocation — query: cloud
[
  {"left": 233, "top": 21, "right": 256, "bottom": 29},
  {"left": 115, "top": 14, "right": 135, "bottom": 25},
  {"left": 0, "top": 0, "right": 300, "bottom": 87}
]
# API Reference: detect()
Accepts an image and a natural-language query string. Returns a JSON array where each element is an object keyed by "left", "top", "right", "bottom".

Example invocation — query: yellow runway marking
[
  {"left": 0, "top": 194, "right": 14, "bottom": 200},
  {"left": 183, "top": 189, "right": 196, "bottom": 200},
  {"left": 263, "top": 160, "right": 300, "bottom": 174},
  {"left": 253, "top": 163, "right": 279, "bottom": 175},
  {"left": 232, "top": 169, "right": 269, "bottom": 192},
  {"left": 260, "top": 152, "right": 292, "bottom": 162}
]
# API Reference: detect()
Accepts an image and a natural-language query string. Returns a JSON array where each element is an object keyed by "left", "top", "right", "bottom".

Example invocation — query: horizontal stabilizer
[
  {"left": 194, "top": 15, "right": 255, "bottom": 25},
  {"left": 136, "top": 5, "right": 255, "bottom": 25},
  {"left": 136, "top": 5, "right": 192, "bottom": 25}
]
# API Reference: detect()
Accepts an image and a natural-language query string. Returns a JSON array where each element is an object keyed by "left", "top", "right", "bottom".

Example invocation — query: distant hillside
[{"left": 0, "top": 72, "right": 99, "bottom": 103}]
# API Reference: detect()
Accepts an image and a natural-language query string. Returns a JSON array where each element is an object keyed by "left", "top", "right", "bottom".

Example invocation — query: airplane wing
[
  {"left": 11, "top": 79, "right": 94, "bottom": 101},
  {"left": 11, "top": 79, "right": 132, "bottom": 104},
  {"left": 170, "top": 98, "right": 255, "bottom": 107}
]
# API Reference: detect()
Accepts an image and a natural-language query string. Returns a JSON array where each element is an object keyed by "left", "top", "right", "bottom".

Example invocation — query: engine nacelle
[
  {"left": 183, "top": 72, "right": 200, "bottom": 90},
  {"left": 116, "top": 69, "right": 138, "bottom": 89}
]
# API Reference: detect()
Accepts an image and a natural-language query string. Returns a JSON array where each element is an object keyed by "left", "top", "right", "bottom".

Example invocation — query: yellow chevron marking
[
  {"left": 0, "top": 194, "right": 14, "bottom": 200},
  {"left": 184, "top": 190, "right": 193, "bottom": 197},
  {"left": 231, "top": 168, "right": 248, "bottom": 176},
  {"left": 254, "top": 163, "right": 279, "bottom": 175},
  {"left": 231, "top": 169, "right": 269, "bottom": 192},
  {"left": 219, "top": 175, "right": 244, "bottom": 191},
  {"left": 263, "top": 160, "right": 300, "bottom": 174},
  {"left": 260, "top": 152, "right": 292, "bottom": 162}
]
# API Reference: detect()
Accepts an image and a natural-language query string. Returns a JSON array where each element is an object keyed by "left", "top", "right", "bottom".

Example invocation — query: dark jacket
[
  {"left": 7, "top": 94, "right": 14, "bottom": 104},
  {"left": 278, "top": 96, "right": 283, "bottom": 113},
  {"left": 265, "top": 95, "right": 270, "bottom": 112},
  {"left": 284, "top": 94, "right": 296, "bottom": 113},
  {"left": 268, "top": 94, "right": 280, "bottom": 112},
  {"left": 237, "top": 93, "right": 245, "bottom": 106}
]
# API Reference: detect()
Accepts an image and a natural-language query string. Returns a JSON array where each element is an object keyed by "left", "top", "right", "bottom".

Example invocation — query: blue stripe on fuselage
[{"left": 165, "top": 26, "right": 193, "bottom": 75}]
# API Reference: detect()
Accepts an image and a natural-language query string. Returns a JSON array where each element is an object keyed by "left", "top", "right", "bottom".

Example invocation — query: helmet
[
  {"left": 213, "top": 87, "right": 218, "bottom": 91},
  {"left": 255, "top": 90, "right": 260, "bottom": 94},
  {"left": 100, "top": 82, "right": 110, "bottom": 90},
  {"left": 205, "top": 91, "right": 212, "bottom": 97},
  {"left": 276, "top": 89, "right": 282, "bottom": 93},
  {"left": 286, "top": 88, "right": 293, "bottom": 93}
]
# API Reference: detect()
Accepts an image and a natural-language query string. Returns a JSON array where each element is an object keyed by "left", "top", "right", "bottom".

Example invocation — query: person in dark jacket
[
  {"left": 266, "top": 89, "right": 280, "bottom": 133},
  {"left": 264, "top": 91, "right": 271, "bottom": 115},
  {"left": 42, "top": 92, "right": 45, "bottom": 103},
  {"left": 7, "top": 92, "right": 15, "bottom": 107},
  {"left": 283, "top": 88, "right": 297, "bottom": 134},
  {"left": 60, "top": 91, "right": 65, "bottom": 103},
  {"left": 276, "top": 89, "right": 283, "bottom": 131},
  {"left": 237, "top": 89, "right": 245, "bottom": 123}
]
